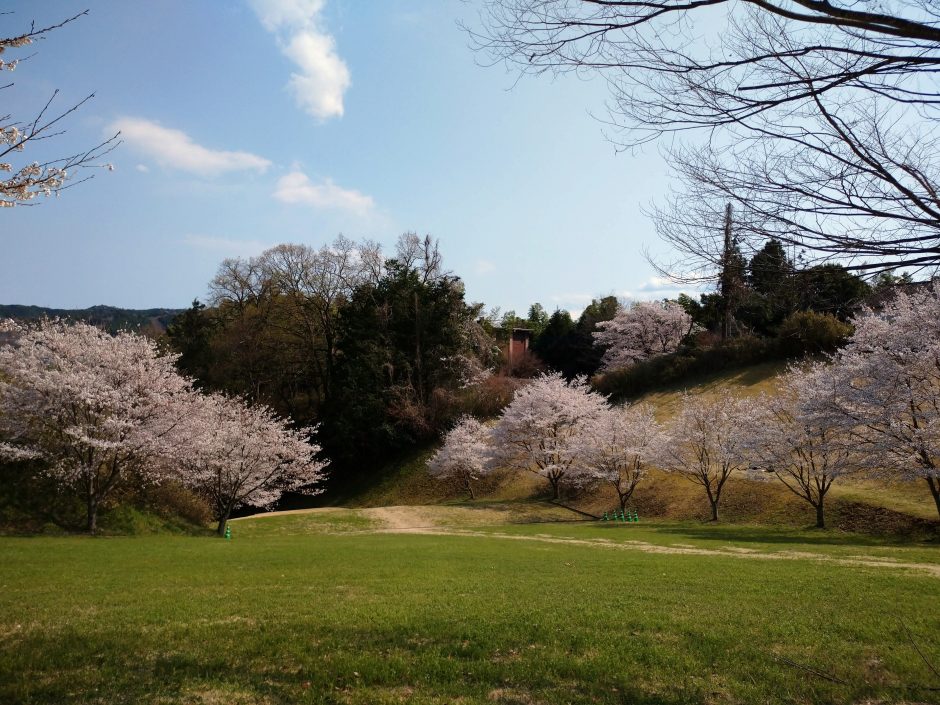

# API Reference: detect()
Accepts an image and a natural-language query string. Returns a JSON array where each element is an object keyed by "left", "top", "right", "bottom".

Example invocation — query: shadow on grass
[
  {"left": 641, "top": 523, "right": 923, "bottom": 548},
  {"left": 0, "top": 626, "right": 747, "bottom": 705}
]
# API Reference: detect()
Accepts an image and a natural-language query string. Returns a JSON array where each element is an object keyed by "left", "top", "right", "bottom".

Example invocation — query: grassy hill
[{"left": 347, "top": 362, "right": 939, "bottom": 538}]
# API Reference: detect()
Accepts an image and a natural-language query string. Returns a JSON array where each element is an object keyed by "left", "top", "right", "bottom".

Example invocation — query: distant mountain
[{"left": 0, "top": 304, "right": 184, "bottom": 334}]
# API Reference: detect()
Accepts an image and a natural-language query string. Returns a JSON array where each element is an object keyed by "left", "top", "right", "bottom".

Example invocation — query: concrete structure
[{"left": 508, "top": 328, "right": 532, "bottom": 367}]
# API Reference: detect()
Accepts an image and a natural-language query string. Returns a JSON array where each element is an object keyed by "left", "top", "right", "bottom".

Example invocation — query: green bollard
[
  {"left": 602, "top": 512, "right": 608, "bottom": 521},
  {"left": 224, "top": 525, "right": 232, "bottom": 540}
]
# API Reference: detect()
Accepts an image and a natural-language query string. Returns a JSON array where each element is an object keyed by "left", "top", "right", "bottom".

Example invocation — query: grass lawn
[{"left": 2, "top": 509, "right": 939, "bottom": 704}]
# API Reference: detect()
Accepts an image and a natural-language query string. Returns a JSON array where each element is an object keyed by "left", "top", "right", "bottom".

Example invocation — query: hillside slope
[{"left": 349, "top": 362, "right": 939, "bottom": 538}]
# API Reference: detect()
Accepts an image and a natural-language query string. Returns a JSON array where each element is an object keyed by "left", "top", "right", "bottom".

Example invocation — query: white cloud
[
  {"left": 619, "top": 277, "right": 704, "bottom": 302},
  {"left": 250, "top": 0, "right": 325, "bottom": 31},
  {"left": 110, "top": 118, "right": 271, "bottom": 176},
  {"left": 273, "top": 169, "right": 374, "bottom": 213},
  {"left": 475, "top": 259, "right": 497, "bottom": 275},
  {"left": 183, "top": 235, "right": 270, "bottom": 258},
  {"left": 249, "top": 0, "right": 350, "bottom": 120},
  {"left": 636, "top": 276, "right": 677, "bottom": 292},
  {"left": 135, "top": 164, "right": 150, "bottom": 173}
]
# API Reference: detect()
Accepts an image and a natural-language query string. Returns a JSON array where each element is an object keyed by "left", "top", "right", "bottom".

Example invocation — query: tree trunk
[
  {"left": 549, "top": 476, "right": 560, "bottom": 500},
  {"left": 815, "top": 501, "right": 825, "bottom": 529},
  {"left": 216, "top": 512, "right": 231, "bottom": 537},
  {"left": 709, "top": 499, "right": 719, "bottom": 522},
  {"left": 927, "top": 476, "right": 940, "bottom": 520},
  {"left": 466, "top": 480, "right": 475, "bottom": 500},
  {"left": 414, "top": 291, "right": 424, "bottom": 403},
  {"left": 619, "top": 492, "right": 628, "bottom": 511},
  {"left": 86, "top": 496, "right": 98, "bottom": 534}
]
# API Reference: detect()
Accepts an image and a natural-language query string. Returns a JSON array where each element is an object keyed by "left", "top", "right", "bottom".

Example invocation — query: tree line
[{"left": 165, "top": 234, "right": 500, "bottom": 489}]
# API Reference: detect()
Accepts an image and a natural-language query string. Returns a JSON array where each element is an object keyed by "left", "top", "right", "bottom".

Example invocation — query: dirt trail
[
  {"left": 358, "top": 508, "right": 940, "bottom": 579},
  {"left": 238, "top": 506, "right": 940, "bottom": 579},
  {"left": 360, "top": 506, "right": 440, "bottom": 531}
]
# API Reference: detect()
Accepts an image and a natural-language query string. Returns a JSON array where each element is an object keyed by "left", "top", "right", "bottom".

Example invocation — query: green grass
[{"left": 2, "top": 510, "right": 939, "bottom": 704}]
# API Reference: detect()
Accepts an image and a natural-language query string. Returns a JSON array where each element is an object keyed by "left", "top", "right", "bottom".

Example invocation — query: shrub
[
  {"left": 776, "top": 311, "right": 852, "bottom": 357},
  {"left": 458, "top": 375, "right": 524, "bottom": 419}
]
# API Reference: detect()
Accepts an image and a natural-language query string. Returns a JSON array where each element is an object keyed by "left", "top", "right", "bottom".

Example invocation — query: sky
[{"left": 1, "top": 0, "right": 697, "bottom": 316}]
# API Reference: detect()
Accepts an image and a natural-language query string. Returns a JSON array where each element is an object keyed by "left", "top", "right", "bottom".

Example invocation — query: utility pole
[{"left": 720, "top": 203, "right": 734, "bottom": 341}]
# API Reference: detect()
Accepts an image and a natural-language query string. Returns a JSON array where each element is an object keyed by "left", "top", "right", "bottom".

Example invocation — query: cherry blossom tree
[
  {"left": 427, "top": 415, "right": 492, "bottom": 499},
  {"left": 490, "top": 372, "right": 608, "bottom": 499},
  {"left": 0, "top": 320, "right": 194, "bottom": 533},
  {"left": 744, "top": 366, "right": 857, "bottom": 529},
  {"left": 2, "top": 12, "right": 119, "bottom": 208},
  {"left": 813, "top": 283, "right": 940, "bottom": 519},
  {"left": 574, "top": 403, "right": 664, "bottom": 510},
  {"left": 593, "top": 301, "right": 694, "bottom": 372},
  {"left": 181, "top": 392, "right": 327, "bottom": 535},
  {"left": 660, "top": 391, "right": 753, "bottom": 521}
]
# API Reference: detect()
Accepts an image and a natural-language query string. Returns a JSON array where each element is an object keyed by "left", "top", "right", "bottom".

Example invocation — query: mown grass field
[{"left": 2, "top": 507, "right": 939, "bottom": 705}]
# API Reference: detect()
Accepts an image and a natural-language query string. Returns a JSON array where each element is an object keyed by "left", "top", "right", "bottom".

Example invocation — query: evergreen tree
[{"left": 321, "top": 261, "right": 482, "bottom": 471}]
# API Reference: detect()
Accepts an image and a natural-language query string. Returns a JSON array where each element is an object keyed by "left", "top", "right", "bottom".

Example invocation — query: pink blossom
[
  {"left": 593, "top": 301, "right": 695, "bottom": 371},
  {"left": 490, "top": 372, "right": 608, "bottom": 499},
  {"left": 428, "top": 415, "right": 492, "bottom": 499}
]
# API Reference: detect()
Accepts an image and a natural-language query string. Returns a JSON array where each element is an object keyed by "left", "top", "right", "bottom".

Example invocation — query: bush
[
  {"left": 138, "top": 480, "right": 212, "bottom": 528},
  {"left": 776, "top": 311, "right": 852, "bottom": 357},
  {"left": 458, "top": 375, "right": 524, "bottom": 419},
  {"left": 0, "top": 460, "right": 212, "bottom": 534}
]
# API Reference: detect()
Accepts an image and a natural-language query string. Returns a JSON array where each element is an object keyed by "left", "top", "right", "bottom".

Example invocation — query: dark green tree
[
  {"left": 748, "top": 239, "right": 793, "bottom": 295},
  {"left": 525, "top": 303, "right": 549, "bottom": 336},
  {"left": 321, "top": 261, "right": 483, "bottom": 471},
  {"left": 532, "top": 308, "right": 575, "bottom": 372},
  {"left": 165, "top": 299, "right": 216, "bottom": 388},
  {"left": 795, "top": 265, "right": 870, "bottom": 321},
  {"left": 531, "top": 297, "right": 619, "bottom": 377}
]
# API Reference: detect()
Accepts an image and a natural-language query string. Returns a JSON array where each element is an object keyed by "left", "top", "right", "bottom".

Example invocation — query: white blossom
[
  {"left": 0, "top": 321, "right": 195, "bottom": 532},
  {"left": 427, "top": 415, "right": 492, "bottom": 499},
  {"left": 659, "top": 391, "right": 754, "bottom": 521},
  {"left": 574, "top": 403, "right": 665, "bottom": 510},
  {"left": 490, "top": 372, "right": 609, "bottom": 499},
  {"left": 810, "top": 281, "right": 940, "bottom": 518},
  {"left": 593, "top": 301, "right": 695, "bottom": 371},
  {"left": 743, "top": 366, "right": 858, "bottom": 528},
  {"left": 179, "top": 392, "right": 328, "bottom": 535}
]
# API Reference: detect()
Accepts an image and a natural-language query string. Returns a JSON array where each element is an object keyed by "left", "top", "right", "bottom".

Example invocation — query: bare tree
[
  {"left": 2, "top": 11, "right": 120, "bottom": 208},
  {"left": 207, "top": 237, "right": 383, "bottom": 409},
  {"left": 395, "top": 232, "right": 447, "bottom": 283},
  {"left": 472, "top": 1, "right": 940, "bottom": 276}
]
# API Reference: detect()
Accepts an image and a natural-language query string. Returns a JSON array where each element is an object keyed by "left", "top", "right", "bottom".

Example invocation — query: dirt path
[
  {"left": 369, "top": 522, "right": 940, "bottom": 579},
  {"left": 237, "top": 505, "right": 940, "bottom": 579},
  {"left": 360, "top": 506, "right": 441, "bottom": 531}
]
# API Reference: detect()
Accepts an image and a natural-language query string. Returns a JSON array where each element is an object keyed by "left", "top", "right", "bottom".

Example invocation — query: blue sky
[{"left": 1, "top": 0, "right": 694, "bottom": 315}]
